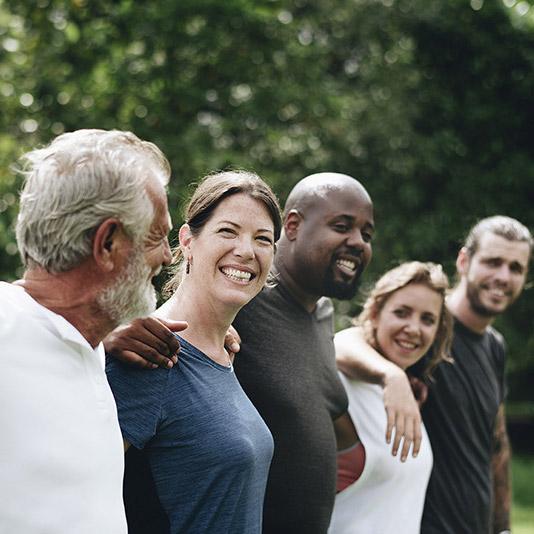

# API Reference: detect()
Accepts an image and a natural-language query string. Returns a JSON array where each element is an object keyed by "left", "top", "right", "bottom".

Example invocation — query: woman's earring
[{"left": 186, "top": 260, "right": 190, "bottom": 274}]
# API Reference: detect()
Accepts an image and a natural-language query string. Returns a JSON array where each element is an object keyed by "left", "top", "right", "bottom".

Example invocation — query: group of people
[{"left": 0, "top": 128, "right": 531, "bottom": 534}]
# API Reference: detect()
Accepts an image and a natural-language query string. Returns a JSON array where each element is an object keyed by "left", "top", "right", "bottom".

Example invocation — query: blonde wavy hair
[{"left": 354, "top": 261, "right": 454, "bottom": 380}]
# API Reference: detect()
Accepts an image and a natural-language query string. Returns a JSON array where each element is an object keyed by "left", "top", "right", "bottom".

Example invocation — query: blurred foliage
[{"left": 1, "top": 0, "right": 533, "bottom": 398}]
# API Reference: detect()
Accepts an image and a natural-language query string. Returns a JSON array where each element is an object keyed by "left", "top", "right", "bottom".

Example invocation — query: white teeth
[
  {"left": 397, "top": 340, "right": 417, "bottom": 349},
  {"left": 336, "top": 259, "right": 356, "bottom": 271},
  {"left": 490, "top": 289, "right": 505, "bottom": 296},
  {"left": 221, "top": 268, "right": 252, "bottom": 282}
]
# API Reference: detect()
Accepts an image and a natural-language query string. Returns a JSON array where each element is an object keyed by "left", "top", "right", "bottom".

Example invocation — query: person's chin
[{"left": 324, "top": 278, "right": 360, "bottom": 300}]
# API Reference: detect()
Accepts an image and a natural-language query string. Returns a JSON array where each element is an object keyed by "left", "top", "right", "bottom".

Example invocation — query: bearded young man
[
  {"left": 337, "top": 215, "right": 533, "bottom": 534},
  {"left": 418, "top": 216, "right": 532, "bottom": 534},
  {"left": 0, "top": 129, "right": 174, "bottom": 533}
]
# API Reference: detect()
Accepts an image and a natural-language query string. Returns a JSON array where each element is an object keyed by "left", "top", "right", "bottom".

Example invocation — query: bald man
[
  {"left": 107, "top": 173, "right": 381, "bottom": 532},
  {"left": 231, "top": 173, "right": 374, "bottom": 533}
]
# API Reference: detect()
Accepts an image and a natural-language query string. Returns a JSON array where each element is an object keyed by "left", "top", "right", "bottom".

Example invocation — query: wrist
[{"left": 381, "top": 361, "right": 406, "bottom": 388}]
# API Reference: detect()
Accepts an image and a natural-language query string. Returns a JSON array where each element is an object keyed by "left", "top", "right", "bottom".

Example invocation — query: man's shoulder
[
  {"left": 0, "top": 281, "right": 23, "bottom": 301},
  {"left": 239, "top": 284, "right": 299, "bottom": 318},
  {"left": 485, "top": 324, "right": 505, "bottom": 345},
  {"left": 452, "top": 319, "right": 506, "bottom": 351},
  {"left": 0, "top": 282, "right": 30, "bottom": 321},
  {"left": 238, "top": 285, "right": 333, "bottom": 322},
  {"left": 315, "top": 296, "right": 334, "bottom": 318}
]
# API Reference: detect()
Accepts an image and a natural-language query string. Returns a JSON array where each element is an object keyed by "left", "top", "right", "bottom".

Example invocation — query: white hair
[{"left": 15, "top": 129, "right": 170, "bottom": 273}]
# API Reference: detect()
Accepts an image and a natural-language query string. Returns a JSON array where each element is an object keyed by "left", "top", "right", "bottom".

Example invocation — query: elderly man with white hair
[{"left": 0, "top": 129, "right": 176, "bottom": 534}]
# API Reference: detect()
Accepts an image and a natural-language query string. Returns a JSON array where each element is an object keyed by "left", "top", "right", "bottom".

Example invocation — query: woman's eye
[
  {"left": 393, "top": 309, "right": 407, "bottom": 317},
  {"left": 422, "top": 316, "right": 436, "bottom": 325},
  {"left": 256, "top": 236, "right": 273, "bottom": 245},
  {"left": 218, "top": 227, "right": 236, "bottom": 235}
]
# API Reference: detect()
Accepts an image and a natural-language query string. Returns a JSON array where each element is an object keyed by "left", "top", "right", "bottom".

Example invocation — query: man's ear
[
  {"left": 92, "top": 218, "right": 126, "bottom": 272},
  {"left": 284, "top": 210, "right": 303, "bottom": 241},
  {"left": 456, "top": 247, "right": 470, "bottom": 277}
]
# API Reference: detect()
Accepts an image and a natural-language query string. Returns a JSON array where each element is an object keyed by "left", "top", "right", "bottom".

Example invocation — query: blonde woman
[{"left": 330, "top": 262, "right": 453, "bottom": 534}]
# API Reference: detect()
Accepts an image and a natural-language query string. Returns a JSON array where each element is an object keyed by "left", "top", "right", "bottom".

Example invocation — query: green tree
[{"left": 1, "top": 0, "right": 533, "bottom": 396}]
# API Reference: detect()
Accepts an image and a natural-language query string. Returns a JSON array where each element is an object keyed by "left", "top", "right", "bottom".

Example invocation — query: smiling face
[
  {"left": 181, "top": 193, "right": 276, "bottom": 310},
  {"left": 460, "top": 232, "right": 530, "bottom": 318},
  {"left": 98, "top": 175, "right": 173, "bottom": 325},
  {"left": 371, "top": 283, "right": 443, "bottom": 370},
  {"left": 290, "top": 185, "right": 374, "bottom": 301}
]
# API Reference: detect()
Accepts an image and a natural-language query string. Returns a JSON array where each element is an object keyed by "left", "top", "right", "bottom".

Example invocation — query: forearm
[
  {"left": 334, "top": 326, "right": 422, "bottom": 460},
  {"left": 492, "top": 405, "right": 511, "bottom": 533},
  {"left": 335, "top": 327, "right": 400, "bottom": 385}
]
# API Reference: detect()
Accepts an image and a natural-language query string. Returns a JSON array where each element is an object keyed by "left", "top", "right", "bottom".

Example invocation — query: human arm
[
  {"left": 104, "top": 316, "right": 241, "bottom": 369},
  {"left": 335, "top": 327, "right": 422, "bottom": 461},
  {"left": 492, "top": 404, "right": 511, "bottom": 534},
  {"left": 103, "top": 316, "right": 188, "bottom": 369}
]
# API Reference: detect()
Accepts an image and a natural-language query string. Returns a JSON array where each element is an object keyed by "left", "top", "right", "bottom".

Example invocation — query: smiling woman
[
  {"left": 329, "top": 261, "right": 454, "bottom": 534},
  {"left": 105, "top": 170, "right": 282, "bottom": 534}
]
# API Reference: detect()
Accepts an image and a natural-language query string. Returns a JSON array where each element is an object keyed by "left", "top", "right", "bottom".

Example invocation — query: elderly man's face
[{"left": 98, "top": 175, "right": 172, "bottom": 325}]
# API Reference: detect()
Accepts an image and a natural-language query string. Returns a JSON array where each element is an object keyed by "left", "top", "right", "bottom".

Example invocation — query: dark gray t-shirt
[
  {"left": 106, "top": 336, "right": 274, "bottom": 534},
  {"left": 233, "top": 283, "right": 349, "bottom": 534},
  {"left": 421, "top": 318, "right": 507, "bottom": 534}
]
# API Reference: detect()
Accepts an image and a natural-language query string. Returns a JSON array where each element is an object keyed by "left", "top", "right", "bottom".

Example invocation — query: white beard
[{"left": 97, "top": 247, "right": 157, "bottom": 326}]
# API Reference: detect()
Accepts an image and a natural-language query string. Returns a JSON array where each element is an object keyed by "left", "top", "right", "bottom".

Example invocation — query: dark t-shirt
[
  {"left": 421, "top": 318, "right": 507, "bottom": 534},
  {"left": 233, "top": 283, "right": 349, "bottom": 534},
  {"left": 106, "top": 336, "right": 273, "bottom": 534}
]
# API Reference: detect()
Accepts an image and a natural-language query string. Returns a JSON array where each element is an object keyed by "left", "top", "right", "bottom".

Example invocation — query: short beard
[
  {"left": 97, "top": 247, "right": 156, "bottom": 327},
  {"left": 466, "top": 281, "right": 501, "bottom": 318},
  {"left": 323, "top": 265, "right": 363, "bottom": 301}
]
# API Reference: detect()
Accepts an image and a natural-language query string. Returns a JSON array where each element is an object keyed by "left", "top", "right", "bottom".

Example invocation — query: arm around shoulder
[
  {"left": 335, "top": 327, "right": 422, "bottom": 460},
  {"left": 336, "top": 327, "right": 402, "bottom": 385}
]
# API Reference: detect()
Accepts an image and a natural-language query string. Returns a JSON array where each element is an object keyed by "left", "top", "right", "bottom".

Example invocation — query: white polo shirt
[{"left": 0, "top": 282, "right": 127, "bottom": 533}]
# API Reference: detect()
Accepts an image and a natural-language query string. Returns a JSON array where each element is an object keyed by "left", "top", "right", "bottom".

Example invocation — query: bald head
[
  {"left": 276, "top": 172, "right": 374, "bottom": 309},
  {"left": 284, "top": 173, "right": 371, "bottom": 217}
]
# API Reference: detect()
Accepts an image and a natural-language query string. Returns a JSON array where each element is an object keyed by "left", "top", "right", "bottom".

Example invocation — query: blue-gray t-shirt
[{"left": 106, "top": 335, "right": 274, "bottom": 534}]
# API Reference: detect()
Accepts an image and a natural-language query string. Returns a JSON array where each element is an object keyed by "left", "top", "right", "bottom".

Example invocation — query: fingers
[
  {"left": 411, "top": 420, "right": 423, "bottom": 458},
  {"left": 385, "top": 408, "right": 395, "bottom": 445},
  {"left": 158, "top": 318, "right": 189, "bottom": 333},
  {"left": 104, "top": 316, "right": 183, "bottom": 369},
  {"left": 391, "top": 416, "right": 405, "bottom": 458},
  {"left": 382, "top": 369, "right": 423, "bottom": 462},
  {"left": 225, "top": 325, "right": 242, "bottom": 355},
  {"left": 389, "top": 412, "right": 422, "bottom": 461},
  {"left": 399, "top": 426, "right": 414, "bottom": 463}
]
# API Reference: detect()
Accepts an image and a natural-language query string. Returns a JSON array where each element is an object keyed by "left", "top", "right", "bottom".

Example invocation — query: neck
[
  {"left": 15, "top": 266, "right": 116, "bottom": 348},
  {"left": 446, "top": 285, "right": 493, "bottom": 334},
  {"left": 274, "top": 254, "right": 319, "bottom": 313},
  {"left": 156, "top": 284, "right": 236, "bottom": 364}
]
